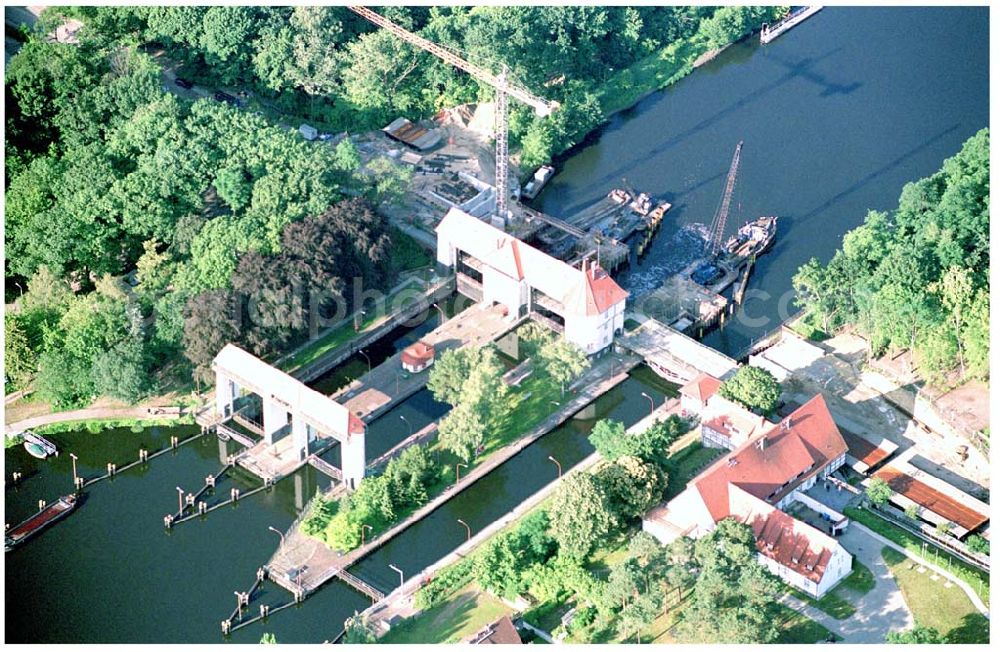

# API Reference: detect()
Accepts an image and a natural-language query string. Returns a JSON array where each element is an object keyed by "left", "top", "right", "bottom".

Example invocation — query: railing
[
  {"left": 335, "top": 568, "right": 385, "bottom": 602},
  {"left": 863, "top": 504, "right": 989, "bottom": 572},
  {"left": 217, "top": 423, "right": 257, "bottom": 449},
  {"left": 307, "top": 455, "right": 343, "bottom": 482}
]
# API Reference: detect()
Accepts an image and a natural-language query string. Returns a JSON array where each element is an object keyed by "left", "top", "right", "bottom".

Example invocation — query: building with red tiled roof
[
  {"left": 466, "top": 615, "right": 522, "bottom": 644},
  {"left": 643, "top": 394, "right": 852, "bottom": 598},
  {"left": 873, "top": 465, "right": 989, "bottom": 538},
  {"left": 679, "top": 373, "right": 723, "bottom": 414},
  {"left": 401, "top": 340, "right": 435, "bottom": 373},
  {"left": 436, "top": 208, "right": 628, "bottom": 355}
]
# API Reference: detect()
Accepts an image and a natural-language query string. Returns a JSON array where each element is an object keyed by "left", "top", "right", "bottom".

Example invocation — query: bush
[
  {"left": 718, "top": 366, "right": 781, "bottom": 416},
  {"left": 414, "top": 556, "right": 475, "bottom": 610},
  {"left": 966, "top": 535, "right": 989, "bottom": 555}
]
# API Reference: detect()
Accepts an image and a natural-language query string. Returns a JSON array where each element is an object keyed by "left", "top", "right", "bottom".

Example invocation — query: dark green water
[
  {"left": 5, "top": 6, "right": 989, "bottom": 643},
  {"left": 537, "top": 6, "right": 989, "bottom": 356},
  {"left": 5, "top": 374, "right": 667, "bottom": 643}
]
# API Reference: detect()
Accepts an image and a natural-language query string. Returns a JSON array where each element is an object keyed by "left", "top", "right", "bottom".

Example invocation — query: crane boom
[
  {"left": 706, "top": 141, "right": 743, "bottom": 256},
  {"left": 346, "top": 6, "right": 557, "bottom": 117}
]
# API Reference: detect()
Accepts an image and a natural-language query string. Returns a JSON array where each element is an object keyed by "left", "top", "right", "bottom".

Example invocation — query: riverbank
[{"left": 5, "top": 406, "right": 196, "bottom": 436}]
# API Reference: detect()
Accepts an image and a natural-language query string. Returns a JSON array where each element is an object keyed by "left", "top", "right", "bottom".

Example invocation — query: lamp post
[
  {"left": 457, "top": 518, "right": 471, "bottom": 541},
  {"left": 389, "top": 564, "right": 404, "bottom": 588},
  {"left": 268, "top": 526, "right": 285, "bottom": 548},
  {"left": 641, "top": 392, "right": 655, "bottom": 417},
  {"left": 456, "top": 463, "right": 468, "bottom": 484},
  {"left": 400, "top": 415, "right": 412, "bottom": 438},
  {"left": 354, "top": 309, "right": 367, "bottom": 332},
  {"left": 70, "top": 453, "right": 79, "bottom": 486},
  {"left": 433, "top": 303, "right": 446, "bottom": 326},
  {"left": 359, "top": 349, "right": 371, "bottom": 373},
  {"left": 361, "top": 524, "right": 373, "bottom": 547},
  {"left": 14, "top": 281, "right": 24, "bottom": 298},
  {"left": 547, "top": 455, "right": 562, "bottom": 478}
]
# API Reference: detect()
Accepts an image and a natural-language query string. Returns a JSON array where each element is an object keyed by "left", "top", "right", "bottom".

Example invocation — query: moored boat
[
  {"left": 5, "top": 494, "right": 78, "bottom": 551},
  {"left": 22, "top": 432, "right": 58, "bottom": 459},
  {"left": 723, "top": 216, "right": 777, "bottom": 263}
]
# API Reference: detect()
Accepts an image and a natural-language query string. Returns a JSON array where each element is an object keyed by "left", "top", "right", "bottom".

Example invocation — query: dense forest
[
  {"left": 793, "top": 129, "right": 989, "bottom": 385},
  {"left": 5, "top": 5, "right": 784, "bottom": 408}
]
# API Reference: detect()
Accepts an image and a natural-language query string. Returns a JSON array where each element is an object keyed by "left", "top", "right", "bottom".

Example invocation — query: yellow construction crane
[{"left": 347, "top": 5, "right": 558, "bottom": 221}]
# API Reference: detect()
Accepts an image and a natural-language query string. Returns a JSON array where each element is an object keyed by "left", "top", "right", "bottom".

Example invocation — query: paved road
[{"left": 5, "top": 405, "right": 186, "bottom": 435}]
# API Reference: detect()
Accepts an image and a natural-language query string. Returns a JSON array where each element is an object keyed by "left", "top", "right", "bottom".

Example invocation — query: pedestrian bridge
[{"left": 618, "top": 316, "right": 738, "bottom": 384}]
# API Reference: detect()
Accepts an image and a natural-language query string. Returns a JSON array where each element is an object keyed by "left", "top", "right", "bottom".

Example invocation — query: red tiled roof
[
  {"left": 874, "top": 467, "right": 988, "bottom": 532},
  {"left": 582, "top": 263, "right": 629, "bottom": 315},
  {"left": 348, "top": 413, "right": 366, "bottom": 436},
  {"left": 692, "top": 395, "right": 847, "bottom": 522},
  {"left": 731, "top": 486, "right": 836, "bottom": 584},
  {"left": 401, "top": 340, "right": 435, "bottom": 366},
  {"left": 680, "top": 373, "right": 722, "bottom": 403},
  {"left": 469, "top": 615, "right": 521, "bottom": 644}
]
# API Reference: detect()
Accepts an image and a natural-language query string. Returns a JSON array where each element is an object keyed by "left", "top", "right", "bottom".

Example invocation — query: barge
[{"left": 5, "top": 494, "right": 78, "bottom": 551}]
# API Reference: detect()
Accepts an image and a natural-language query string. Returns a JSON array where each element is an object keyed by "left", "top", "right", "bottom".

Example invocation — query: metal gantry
[
  {"left": 346, "top": 5, "right": 558, "bottom": 221},
  {"left": 706, "top": 141, "right": 744, "bottom": 257}
]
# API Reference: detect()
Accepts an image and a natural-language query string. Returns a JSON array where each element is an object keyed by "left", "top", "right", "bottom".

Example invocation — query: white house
[
  {"left": 643, "top": 394, "right": 853, "bottom": 598},
  {"left": 436, "top": 207, "right": 628, "bottom": 355}
]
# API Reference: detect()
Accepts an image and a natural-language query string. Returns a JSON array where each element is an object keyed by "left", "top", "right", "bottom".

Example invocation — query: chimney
[{"left": 757, "top": 436, "right": 767, "bottom": 451}]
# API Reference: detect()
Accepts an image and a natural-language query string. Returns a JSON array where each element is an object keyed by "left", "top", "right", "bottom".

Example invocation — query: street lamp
[
  {"left": 354, "top": 309, "right": 367, "bottom": 332},
  {"left": 359, "top": 349, "right": 371, "bottom": 373},
  {"left": 456, "top": 463, "right": 468, "bottom": 484},
  {"left": 433, "top": 303, "right": 446, "bottom": 326},
  {"left": 457, "top": 518, "right": 471, "bottom": 541},
  {"left": 361, "top": 524, "right": 373, "bottom": 546},
  {"left": 389, "top": 564, "right": 404, "bottom": 588},
  {"left": 400, "top": 415, "right": 412, "bottom": 438},
  {"left": 547, "top": 455, "right": 562, "bottom": 478},
  {"left": 14, "top": 281, "right": 24, "bottom": 298},
  {"left": 268, "top": 526, "right": 286, "bottom": 548},
  {"left": 641, "top": 392, "right": 655, "bottom": 417},
  {"left": 70, "top": 453, "right": 79, "bottom": 485}
]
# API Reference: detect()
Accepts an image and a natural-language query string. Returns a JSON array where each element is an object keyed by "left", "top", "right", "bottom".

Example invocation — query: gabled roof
[
  {"left": 680, "top": 373, "right": 723, "bottom": 403},
  {"left": 874, "top": 466, "right": 988, "bottom": 533},
  {"left": 730, "top": 486, "right": 838, "bottom": 584},
  {"left": 436, "top": 208, "right": 628, "bottom": 317},
  {"left": 401, "top": 340, "right": 435, "bottom": 366},
  {"left": 468, "top": 615, "right": 522, "bottom": 644},
  {"left": 692, "top": 394, "right": 847, "bottom": 521}
]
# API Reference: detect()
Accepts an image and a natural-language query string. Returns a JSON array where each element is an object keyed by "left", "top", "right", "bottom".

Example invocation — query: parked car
[
  {"left": 213, "top": 91, "right": 238, "bottom": 105},
  {"left": 174, "top": 77, "right": 193, "bottom": 89}
]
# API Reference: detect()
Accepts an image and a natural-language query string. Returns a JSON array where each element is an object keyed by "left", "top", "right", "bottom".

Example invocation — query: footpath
[
  {"left": 5, "top": 405, "right": 187, "bottom": 436},
  {"left": 265, "top": 352, "right": 640, "bottom": 603},
  {"left": 360, "top": 396, "right": 682, "bottom": 636}
]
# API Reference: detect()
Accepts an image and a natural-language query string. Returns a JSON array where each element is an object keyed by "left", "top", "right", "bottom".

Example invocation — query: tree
[
  {"left": 550, "top": 472, "right": 616, "bottom": 560},
  {"left": 674, "top": 519, "right": 781, "bottom": 644},
  {"left": 865, "top": 477, "right": 893, "bottom": 507},
  {"left": 935, "top": 521, "right": 953, "bottom": 538},
  {"left": 718, "top": 366, "right": 781, "bottom": 416},
  {"left": 343, "top": 614, "right": 376, "bottom": 644},
  {"left": 596, "top": 455, "right": 666, "bottom": 521},
  {"left": 517, "top": 322, "right": 589, "bottom": 392},
  {"left": 4, "top": 314, "right": 35, "bottom": 391},
  {"left": 182, "top": 289, "right": 242, "bottom": 387},
  {"left": 200, "top": 6, "right": 257, "bottom": 85},
  {"left": 91, "top": 337, "right": 152, "bottom": 404},
  {"left": 429, "top": 347, "right": 477, "bottom": 405},
  {"left": 437, "top": 400, "right": 486, "bottom": 462},
  {"left": 259, "top": 632, "right": 277, "bottom": 644},
  {"left": 904, "top": 504, "right": 920, "bottom": 522},
  {"left": 588, "top": 419, "right": 631, "bottom": 460},
  {"left": 886, "top": 625, "right": 944, "bottom": 644},
  {"left": 617, "top": 593, "right": 660, "bottom": 643},
  {"left": 965, "top": 535, "right": 989, "bottom": 555},
  {"left": 473, "top": 533, "right": 523, "bottom": 598}
]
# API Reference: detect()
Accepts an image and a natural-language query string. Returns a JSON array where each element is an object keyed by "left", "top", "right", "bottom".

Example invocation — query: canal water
[
  {"left": 4, "top": 370, "right": 671, "bottom": 643},
  {"left": 537, "top": 6, "right": 989, "bottom": 356},
  {"left": 5, "top": 6, "right": 988, "bottom": 643}
]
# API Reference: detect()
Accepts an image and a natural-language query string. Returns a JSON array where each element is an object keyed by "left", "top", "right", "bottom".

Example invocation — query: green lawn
[
  {"left": 845, "top": 506, "right": 989, "bottom": 605},
  {"left": 789, "top": 587, "right": 855, "bottom": 620},
  {"left": 380, "top": 583, "right": 513, "bottom": 644},
  {"left": 279, "top": 277, "right": 425, "bottom": 373},
  {"left": 882, "top": 547, "right": 989, "bottom": 644},
  {"left": 663, "top": 441, "right": 724, "bottom": 501},
  {"left": 390, "top": 226, "right": 433, "bottom": 272},
  {"left": 840, "top": 558, "right": 876, "bottom": 596},
  {"left": 772, "top": 602, "right": 842, "bottom": 644}
]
